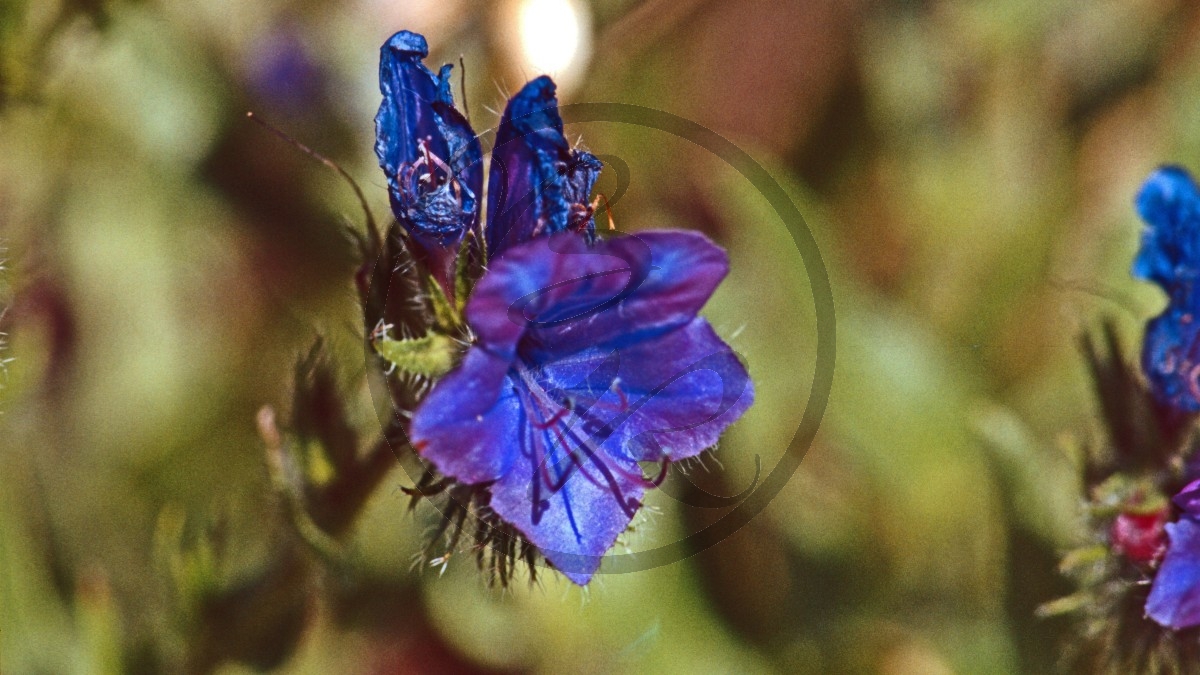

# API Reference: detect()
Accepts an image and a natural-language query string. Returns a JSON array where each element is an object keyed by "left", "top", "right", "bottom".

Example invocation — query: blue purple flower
[
  {"left": 1134, "top": 166, "right": 1200, "bottom": 412},
  {"left": 1146, "top": 481, "right": 1200, "bottom": 629},
  {"left": 409, "top": 232, "right": 753, "bottom": 584},
  {"left": 374, "top": 30, "right": 754, "bottom": 584},
  {"left": 1134, "top": 166, "right": 1200, "bottom": 629}
]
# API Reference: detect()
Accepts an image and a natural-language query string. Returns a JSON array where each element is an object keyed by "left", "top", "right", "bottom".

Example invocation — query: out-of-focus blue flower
[
  {"left": 1134, "top": 166, "right": 1200, "bottom": 411},
  {"left": 1135, "top": 167, "right": 1200, "bottom": 290},
  {"left": 486, "top": 76, "right": 604, "bottom": 256},
  {"left": 1146, "top": 517, "right": 1200, "bottom": 629},
  {"left": 409, "top": 232, "right": 754, "bottom": 584},
  {"left": 1135, "top": 167, "right": 1200, "bottom": 628},
  {"left": 1147, "top": 481, "right": 1200, "bottom": 629},
  {"left": 248, "top": 28, "right": 324, "bottom": 114},
  {"left": 375, "top": 31, "right": 483, "bottom": 280}
]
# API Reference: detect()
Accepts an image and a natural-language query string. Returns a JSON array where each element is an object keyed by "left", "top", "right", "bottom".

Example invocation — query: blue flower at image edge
[
  {"left": 1147, "top": 481, "right": 1200, "bottom": 629},
  {"left": 409, "top": 232, "right": 754, "bottom": 585},
  {"left": 1134, "top": 166, "right": 1200, "bottom": 412},
  {"left": 1135, "top": 166, "right": 1200, "bottom": 628}
]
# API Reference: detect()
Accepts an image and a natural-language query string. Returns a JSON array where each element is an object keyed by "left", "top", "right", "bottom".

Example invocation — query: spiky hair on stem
[{"left": 402, "top": 466, "right": 543, "bottom": 587}]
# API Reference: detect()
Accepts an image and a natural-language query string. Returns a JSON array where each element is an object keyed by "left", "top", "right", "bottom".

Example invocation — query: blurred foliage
[{"left": 3, "top": 0, "right": 1200, "bottom": 673}]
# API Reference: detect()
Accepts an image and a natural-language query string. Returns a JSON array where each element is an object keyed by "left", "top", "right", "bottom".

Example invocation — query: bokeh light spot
[{"left": 519, "top": 0, "right": 582, "bottom": 75}]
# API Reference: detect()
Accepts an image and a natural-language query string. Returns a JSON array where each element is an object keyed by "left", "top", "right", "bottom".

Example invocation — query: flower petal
[
  {"left": 1147, "top": 517, "right": 1200, "bottom": 630},
  {"left": 467, "top": 230, "right": 729, "bottom": 362},
  {"left": 485, "top": 77, "right": 599, "bottom": 255},
  {"left": 604, "top": 319, "right": 753, "bottom": 463},
  {"left": 486, "top": 414, "right": 646, "bottom": 586},
  {"left": 375, "top": 31, "right": 440, "bottom": 181},
  {"left": 375, "top": 31, "right": 481, "bottom": 243},
  {"left": 525, "top": 231, "right": 730, "bottom": 357},
  {"left": 409, "top": 348, "right": 521, "bottom": 484},
  {"left": 1177, "top": 479, "right": 1200, "bottom": 516},
  {"left": 536, "top": 318, "right": 754, "bottom": 464},
  {"left": 564, "top": 151, "right": 604, "bottom": 240},
  {"left": 459, "top": 236, "right": 566, "bottom": 359},
  {"left": 1134, "top": 165, "right": 1200, "bottom": 290},
  {"left": 431, "top": 67, "right": 483, "bottom": 231},
  {"left": 1142, "top": 299, "right": 1200, "bottom": 412}
]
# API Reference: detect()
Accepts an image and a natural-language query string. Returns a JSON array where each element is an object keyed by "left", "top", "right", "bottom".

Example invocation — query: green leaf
[{"left": 373, "top": 332, "right": 458, "bottom": 378}]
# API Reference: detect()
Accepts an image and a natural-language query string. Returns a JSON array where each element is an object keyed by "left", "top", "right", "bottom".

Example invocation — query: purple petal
[
  {"left": 1176, "top": 479, "right": 1200, "bottom": 516},
  {"left": 459, "top": 236, "right": 566, "bottom": 359},
  {"left": 1147, "top": 517, "right": 1200, "bottom": 630},
  {"left": 608, "top": 319, "right": 753, "bottom": 463},
  {"left": 248, "top": 28, "right": 324, "bottom": 112},
  {"left": 409, "top": 349, "right": 521, "bottom": 484},
  {"left": 466, "top": 230, "right": 730, "bottom": 359},
  {"left": 485, "top": 77, "right": 599, "bottom": 256},
  {"left": 486, "top": 413, "right": 647, "bottom": 586},
  {"left": 529, "top": 231, "right": 729, "bottom": 356},
  {"left": 535, "top": 318, "right": 753, "bottom": 464}
]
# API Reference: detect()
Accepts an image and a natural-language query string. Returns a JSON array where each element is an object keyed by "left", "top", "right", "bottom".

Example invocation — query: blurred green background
[{"left": 3, "top": 0, "right": 1200, "bottom": 672}]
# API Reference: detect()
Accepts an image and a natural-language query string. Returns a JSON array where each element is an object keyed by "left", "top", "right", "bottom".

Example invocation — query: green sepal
[
  {"left": 1035, "top": 592, "right": 1091, "bottom": 618},
  {"left": 373, "top": 331, "right": 458, "bottom": 378},
  {"left": 1088, "top": 474, "right": 1167, "bottom": 518},
  {"left": 1056, "top": 544, "right": 1109, "bottom": 575},
  {"left": 427, "top": 274, "right": 463, "bottom": 331},
  {"left": 454, "top": 233, "right": 474, "bottom": 314}
]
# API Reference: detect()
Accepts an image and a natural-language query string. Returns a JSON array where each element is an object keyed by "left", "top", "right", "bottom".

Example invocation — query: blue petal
[
  {"left": 606, "top": 319, "right": 753, "bottom": 463},
  {"left": 409, "top": 349, "right": 521, "bottom": 484},
  {"left": 458, "top": 236, "right": 566, "bottom": 360},
  {"left": 375, "top": 31, "right": 481, "bottom": 245},
  {"left": 1134, "top": 166, "right": 1200, "bottom": 290},
  {"left": 375, "top": 31, "right": 442, "bottom": 193},
  {"left": 430, "top": 64, "right": 484, "bottom": 235},
  {"left": 1147, "top": 517, "right": 1200, "bottom": 629},
  {"left": 486, "top": 403, "right": 647, "bottom": 586},
  {"left": 532, "top": 318, "right": 753, "bottom": 464},
  {"left": 467, "top": 231, "right": 730, "bottom": 360},
  {"left": 1142, "top": 295, "right": 1200, "bottom": 412},
  {"left": 485, "top": 77, "right": 600, "bottom": 255},
  {"left": 525, "top": 232, "right": 729, "bottom": 356},
  {"left": 1133, "top": 166, "right": 1200, "bottom": 410}
]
